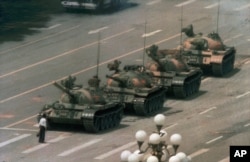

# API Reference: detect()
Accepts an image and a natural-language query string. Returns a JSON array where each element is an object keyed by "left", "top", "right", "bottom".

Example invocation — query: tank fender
[
  {"left": 210, "top": 54, "right": 223, "bottom": 64},
  {"left": 172, "top": 77, "right": 185, "bottom": 86},
  {"left": 81, "top": 109, "right": 96, "bottom": 120}
]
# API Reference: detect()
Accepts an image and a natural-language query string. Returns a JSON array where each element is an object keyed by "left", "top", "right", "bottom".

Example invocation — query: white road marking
[
  {"left": 0, "top": 33, "right": 180, "bottom": 104},
  {"left": 175, "top": 0, "right": 196, "bottom": 7},
  {"left": 0, "top": 134, "right": 31, "bottom": 148},
  {"left": 0, "top": 127, "right": 37, "bottom": 132},
  {"left": 4, "top": 114, "right": 37, "bottom": 128},
  {"left": 244, "top": 123, "right": 250, "bottom": 127},
  {"left": 0, "top": 25, "right": 80, "bottom": 55},
  {"left": 234, "top": 3, "right": 250, "bottom": 11},
  {"left": 202, "top": 77, "right": 211, "bottom": 83},
  {"left": 218, "top": 156, "right": 229, "bottom": 162},
  {"left": 188, "top": 148, "right": 209, "bottom": 158},
  {"left": 22, "top": 143, "right": 49, "bottom": 154},
  {"left": 142, "top": 29, "right": 162, "bottom": 37},
  {"left": 47, "top": 24, "right": 61, "bottom": 30},
  {"left": 247, "top": 39, "right": 250, "bottom": 41},
  {"left": 146, "top": 0, "right": 161, "bottom": 5},
  {"left": 204, "top": 3, "right": 218, "bottom": 9},
  {"left": 0, "top": 28, "right": 134, "bottom": 80},
  {"left": 206, "top": 136, "right": 223, "bottom": 144},
  {"left": 33, "top": 123, "right": 39, "bottom": 127},
  {"left": 88, "top": 26, "right": 109, "bottom": 34},
  {"left": 224, "top": 34, "right": 243, "bottom": 43},
  {"left": 245, "top": 60, "right": 250, "bottom": 64},
  {"left": 236, "top": 91, "right": 250, "bottom": 99},
  {"left": 22, "top": 135, "right": 69, "bottom": 154},
  {"left": 163, "top": 123, "right": 178, "bottom": 130},
  {"left": 58, "top": 139, "right": 102, "bottom": 157},
  {"left": 94, "top": 141, "right": 136, "bottom": 160},
  {"left": 199, "top": 106, "right": 217, "bottom": 115}
]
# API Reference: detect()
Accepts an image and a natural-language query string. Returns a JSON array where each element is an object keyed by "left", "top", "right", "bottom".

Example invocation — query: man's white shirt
[{"left": 39, "top": 118, "right": 47, "bottom": 128}]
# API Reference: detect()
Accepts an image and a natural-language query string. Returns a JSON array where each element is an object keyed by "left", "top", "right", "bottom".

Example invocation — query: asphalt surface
[{"left": 0, "top": 0, "right": 250, "bottom": 162}]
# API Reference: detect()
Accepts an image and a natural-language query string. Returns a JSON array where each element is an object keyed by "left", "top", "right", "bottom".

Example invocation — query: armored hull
[
  {"left": 38, "top": 76, "right": 123, "bottom": 133},
  {"left": 182, "top": 47, "right": 235, "bottom": 76},
  {"left": 105, "top": 64, "right": 166, "bottom": 116},
  {"left": 181, "top": 24, "right": 236, "bottom": 76},
  {"left": 146, "top": 45, "right": 202, "bottom": 98}
]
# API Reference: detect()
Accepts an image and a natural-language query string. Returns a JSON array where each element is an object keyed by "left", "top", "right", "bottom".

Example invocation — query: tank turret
[
  {"left": 38, "top": 76, "right": 124, "bottom": 133},
  {"left": 181, "top": 24, "right": 236, "bottom": 76},
  {"left": 145, "top": 45, "right": 202, "bottom": 98},
  {"left": 104, "top": 60, "right": 166, "bottom": 116}
]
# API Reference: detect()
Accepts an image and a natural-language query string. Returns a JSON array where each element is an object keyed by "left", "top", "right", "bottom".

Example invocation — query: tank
[
  {"left": 181, "top": 24, "right": 236, "bottom": 76},
  {"left": 37, "top": 75, "right": 124, "bottom": 133},
  {"left": 104, "top": 60, "right": 166, "bottom": 116},
  {"left": 145, "top": 45, "right": 203, "bottom": 98}
]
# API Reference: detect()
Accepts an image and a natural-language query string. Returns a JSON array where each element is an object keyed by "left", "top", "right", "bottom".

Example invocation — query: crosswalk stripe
[
  {"left": 22, "top": 135, "right": 69, "bottom": 154},
  {"left": 0, "top": 134, "right": 31, "bottom": 148},
  {"left": 58, "top": 139, "right": 102, "bottom": 157}
]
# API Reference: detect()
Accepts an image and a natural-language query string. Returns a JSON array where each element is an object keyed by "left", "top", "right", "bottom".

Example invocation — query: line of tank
[{"left": 37, "top": 24, "right": 236, "bottom": 133}]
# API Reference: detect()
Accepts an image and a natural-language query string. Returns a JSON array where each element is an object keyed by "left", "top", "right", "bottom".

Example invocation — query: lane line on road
[
  {"left": 218, "top": 156, "right": 229, "bottom": 162},
  {"left": 58, "top": 139, "right": 103, "bottom": 157},
  {"left": 146, "top": 0, "right": 162, "bottom": 5},
  {"left": 0, "top": 127, "right": 37, "bottom": 132},
  {"left": 0, "top": 134, "right": 31, "bottom": 148},
  {"left": 142, "top": 29, "right": 162, "bottom": 37},
  {"left": 204, "top": 3, "right": 218, "bottom": 9},
  {"left": 0, "top": 33, "right": 180, "bottom": 104},
  {"left": 0, "top": 28, "right": 134, "bottom": 79},
  {"left": 244, "top": 123, "right": 250, "bottom": 127},
  {"left": 199, "top": 106, "right": 217, "bottom": 115},
  {"left": 94, "top": 141, "right": 136, "bottom": 160},
  {"left": 224, "top": 34, "right": 243, "bottom": 43},
  {"left": 88, "top": 26, "right": 109, "bottom": 34},
  {"left": 236, "top": 91, "right": 250, "bottom": 99},
  {"left": 22, "top": 135, "right": 69, "bottom": 154},
  {"left": 188, "top": 148, "right": 209, "bottom": 158},
  {"left": 22, "top": 143, "right": 49, "bottom": 154},
  {"left": 163, "top": 123, "right": 178, "bottom": 130},
  {"left": 3, "top": 114, "right": 37, "bottom": 128},
  {"left": 234, "top": 3, "right": 250, "bottom": 11},
  {"left": 175, "top": 0, "right": 196, "bottom": 7},
  {"left": 206, "top": 136, "right": 223, "bottom": 144},
  {"left": 0, "top": 25, "right": 80, "bottom": 55},
  {"left": 202, "top": 77, "right": 211, "bottom": 83}
]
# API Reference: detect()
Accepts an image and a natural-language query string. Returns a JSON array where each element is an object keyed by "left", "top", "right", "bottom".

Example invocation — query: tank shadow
[
  {"left": 46, "top": 122, "right": 128, "bottom": 134},
  {"left": 165, "top": 90, "right": 207, "bottom": 101},
  {"left": 64, "top": 2, "right": 139, "bottom": 15}
]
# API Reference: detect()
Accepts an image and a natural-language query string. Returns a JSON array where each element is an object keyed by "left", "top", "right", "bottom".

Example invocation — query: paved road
[{"left": 0, "top": 0, "right": 249, "bottom": 162}]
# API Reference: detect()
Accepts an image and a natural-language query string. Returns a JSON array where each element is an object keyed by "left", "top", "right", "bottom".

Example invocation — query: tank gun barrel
[{"left": 54, "top": 81, "right": 73, "bottom": 95}]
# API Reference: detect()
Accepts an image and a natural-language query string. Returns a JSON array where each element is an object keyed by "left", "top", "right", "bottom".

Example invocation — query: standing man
[{"left": 38, "top": 113, "right": 47, "bottom": 143}]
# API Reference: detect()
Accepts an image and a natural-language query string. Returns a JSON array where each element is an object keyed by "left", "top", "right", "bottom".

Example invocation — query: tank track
[
  {"left": 133, "top": 89, "right": 166, "bottom": 116},
  {"left": 212, "top": 50, "right": 235, "bottom": 76},
  {"left": 82, "top": 104, "right": 123, "bottom": 133},
  {"left": 173, "top": 72, "right": 202, "bottom": 98}
]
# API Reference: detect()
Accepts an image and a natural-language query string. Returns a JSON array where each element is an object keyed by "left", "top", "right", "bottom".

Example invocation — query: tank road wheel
[{"left": 93, "top": 117, "right": 101, "bottom": 132}]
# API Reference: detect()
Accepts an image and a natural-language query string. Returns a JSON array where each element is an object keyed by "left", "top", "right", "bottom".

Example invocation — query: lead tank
[
  {"left": 181, "top": 24, "right": 236, "bottom": 76},
  {"left": 145, "top": 45, "right": 202, "bottom": 98},
  {"left": 38, "top": 75, "right": 124, "bottom": 133},
  {"left": 104, "top": 60, "right": 166, "bottom": 116}
]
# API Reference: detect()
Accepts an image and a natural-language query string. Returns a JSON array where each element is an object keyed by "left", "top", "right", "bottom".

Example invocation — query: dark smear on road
[{"left": 0, "top": 0, "right": 63, "bottom": 43}]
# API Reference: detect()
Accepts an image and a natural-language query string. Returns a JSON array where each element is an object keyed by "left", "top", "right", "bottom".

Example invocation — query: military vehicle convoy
[
  {"left": 145, "top": 45, "right": 203, "bottom": 98},
  {"left": 38, "top": 75, "right": 124, "bottom": 133},
  {"left": 180, "top": 24, "right": 236, "bottom": 76},
  {"left": 61, "top": 0, "right": 125, "bottom": 11},
  {"left": 104, "top": 60, "right": 166, "bottom": 116}
]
